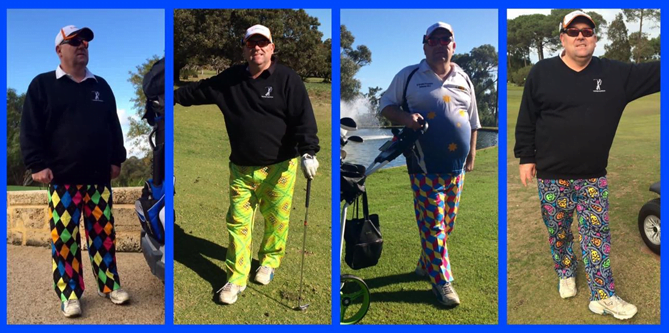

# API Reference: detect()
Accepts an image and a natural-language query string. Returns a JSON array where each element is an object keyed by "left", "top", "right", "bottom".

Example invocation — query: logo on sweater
[
  {"left": 593, "top": 79, "right": 605, "bottom": 93},
  {"left": 262, "top": 86, "right": 274, "bottom": 99},
  {"left": 91, "top": 90, "right": 104, "bottom": 102}
]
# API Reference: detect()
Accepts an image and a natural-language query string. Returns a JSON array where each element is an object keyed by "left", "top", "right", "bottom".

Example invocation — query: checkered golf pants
[
  {"left": 225, "top": 158, "right": 298, "bottom": 287},
  {"left": 411, "top": 172, "right": 465, "bottom": 287},
  {"left": 48, "top": 184, "right": 121, "bottom": 302}
]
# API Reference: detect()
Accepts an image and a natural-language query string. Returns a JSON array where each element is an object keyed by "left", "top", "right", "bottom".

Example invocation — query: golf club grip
[{"left": 305, "top": 179, "right": 312, "bottom": 208}]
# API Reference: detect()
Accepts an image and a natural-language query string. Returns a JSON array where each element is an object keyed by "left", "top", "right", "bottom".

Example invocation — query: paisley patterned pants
[{"left": 537, "top": 177, "right": 615, "bottom": 301}]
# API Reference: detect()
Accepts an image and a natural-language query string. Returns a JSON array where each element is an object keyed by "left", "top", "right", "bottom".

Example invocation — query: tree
[
  {"left": 604, "top": 13, "right": 632, "bottom": 62},
  {"left": 507, "top": 18, "right": 532, "bottom": 73},
  {"left": 629, "top": 32, "right": 657, "bottom": 62},
  {"left": 7, "top": 89, "right": 30, "bottom": 185},
  {"left": 127, "top": 55, "right": 163, "bottom": 157},
  {"left": 453, "top": 44, "right": 499, "bottom": 127},
  {"left": 623, "top": 9, "right": 661, "bottom": 63},
  {"left": 174, "top": 9, "right": 330, "bottom": 81},
  {"left": 340, "top": 25, "right": 372, "bottom": 101}
]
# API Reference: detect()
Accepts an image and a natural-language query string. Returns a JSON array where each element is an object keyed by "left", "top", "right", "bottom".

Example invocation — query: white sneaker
[
  {"left": 254, "top": 266, "right": 275, "bottom": 285},
  {"left": 589, "top": 295, "right": 638, "bottom": 320},
  {"left": 218, "top": 282, "right": 246, "bottom": 304},
  {"left": 415, "top": 266, "right": 428, "bottom": 278},
  {"left": 432, "top": 283, "right": 461, "bottom": 307},
  {"left": 98, "top": 288, "right": 130, "bottom": 305},
  {"left": 559, "top": 277, "right": 577, "bottom": 299},
  {"left": 61, "top": 299, "right": 82, "bottom": 318}
]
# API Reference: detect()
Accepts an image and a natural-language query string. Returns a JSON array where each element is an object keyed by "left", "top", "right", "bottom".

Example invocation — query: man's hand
[
  {"left": 32, "top": 168, "right": 53, "bottom": 184},
  {"left": 465, "top": 152, "right": 476, "bottom": 172},
  {"left": 111, "top": 165, "right": 121, "bottom": 179},
  {"left": 300, "top": 154, "right": 319, "bottom": 179},
  {"left": 405, "top": 113, "right": 425, "bottom": 130},
  {"left": 519, "top": 163, "right": 537, "bottom": 187}
]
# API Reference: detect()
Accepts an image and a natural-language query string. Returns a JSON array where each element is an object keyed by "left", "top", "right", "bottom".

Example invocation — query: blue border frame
[{"left": 2, "top": 1, "right": 667, "bottom": 331}]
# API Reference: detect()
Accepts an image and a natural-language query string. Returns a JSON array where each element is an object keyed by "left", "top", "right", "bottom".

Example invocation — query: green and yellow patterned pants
[{"left": 225, "top": 158, "right": 298, "bottom": 286}]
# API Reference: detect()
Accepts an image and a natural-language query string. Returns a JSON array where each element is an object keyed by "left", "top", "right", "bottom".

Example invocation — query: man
[
  {"left": 174, "top": 24, "right": 320, "bottom": 305},
  {"left": 514, "top": 11, "right": 660, "bottom": 320},
  {"left": 379, "top": 22, "right": 480, "bottom": 306},
  {"left": 21, "top": 25, "right": 130, "bottom": 318}
]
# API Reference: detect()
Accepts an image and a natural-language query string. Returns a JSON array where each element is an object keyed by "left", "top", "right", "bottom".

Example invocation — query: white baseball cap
[
  {"left": 55, "top": 25, "right": 94, "bottom": 47},
  {"left": 559, "top": 11, "right": 596, "bottom": 32},
  {"left": 425, "top": 22, "right": 454, "bottom": 40},
  {"left": 244, "top": 24, "right": 273, "bottom": 43}
]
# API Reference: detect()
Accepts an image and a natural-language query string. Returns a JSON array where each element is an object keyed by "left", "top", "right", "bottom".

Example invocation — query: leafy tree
[
  {"left": 453, "top": 44, "right": 499, "bottom": 127},
  {"left": 623, "top": 9, "right": 661, "bottom": 63},
  {"left": 174, "top": 9, "right": 330, "bottom": 81},
  {"left": 604, "top": 13, "right": 632, "bottom": 62},
  {"left": 629, "top": 32, "right": 658, "bottom": 62},
  {"left": 7, "top": 89, "right": 30, "bottom": 185},
  {"left": 127, "top": 55, "right": 163, "bottom": 157},
  {"left": 340, "top": 25, "right": 372, "bottom": 101},
  {"left": 112, "top": 155, "right": 151, "bottom": 187}
]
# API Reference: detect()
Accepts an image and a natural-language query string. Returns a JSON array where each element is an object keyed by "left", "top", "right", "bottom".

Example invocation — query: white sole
[{"left": 588, "top": 302, "right": 637, "bottom": 320}]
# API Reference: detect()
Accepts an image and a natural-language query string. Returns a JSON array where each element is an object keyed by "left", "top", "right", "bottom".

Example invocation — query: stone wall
[{"left": 6, "top": 187, "right": 143, "bottom": 252}]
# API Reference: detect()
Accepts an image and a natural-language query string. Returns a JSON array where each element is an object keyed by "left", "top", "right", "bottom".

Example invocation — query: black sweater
[
  {"left": 514, "top": 56, "right": 660, "bottom": 179},
  {"left": 20, "top": 71, "right": 127, "bottom": 184},
  {"left": 174, "top": 62, "right": 320, "bottom": 167}
]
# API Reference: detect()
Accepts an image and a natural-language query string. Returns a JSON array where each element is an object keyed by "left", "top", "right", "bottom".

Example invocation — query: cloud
[{"left": 117, "top": 108, "right": 147, "bottom": 158}]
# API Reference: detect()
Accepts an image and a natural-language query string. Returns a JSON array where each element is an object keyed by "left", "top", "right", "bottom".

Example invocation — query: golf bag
[
  {"left": 135, "top": 58, "right": 165, "bottom": 281},
  {"left": 344, "top": 190, "right": 383, "bottom": 270},
  {"left": 341, "top": 161, "right": 383, "bottom": 270}
]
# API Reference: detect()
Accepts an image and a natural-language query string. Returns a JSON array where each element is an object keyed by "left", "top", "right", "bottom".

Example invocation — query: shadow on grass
[
  {"left": 358, "top": 273, "right": 447, "bottom": 307},
  {"left": 174, "top": 223, "right": 293, "bottom": 310}
]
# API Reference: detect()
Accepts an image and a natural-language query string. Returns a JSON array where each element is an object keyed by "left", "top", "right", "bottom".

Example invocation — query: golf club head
[
  {"left": 295, "top": 303, "right": 310, "bottom": 311},
  {"left": 348, "top": 135, "right": 363, "bottom": 143},
  {"left": 340, "top": 117, "right": 358, "bottom": 131}
]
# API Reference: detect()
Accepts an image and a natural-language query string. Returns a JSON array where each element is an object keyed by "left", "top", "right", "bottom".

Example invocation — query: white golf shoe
[{"left": 589, "top": 295, "right": 638, "bottom": 320}]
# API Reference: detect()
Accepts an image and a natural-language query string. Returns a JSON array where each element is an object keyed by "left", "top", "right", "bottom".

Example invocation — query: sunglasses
[
  {"left": 61, "top": 38, "right": 89, "bottom": 48},
  {"left": 245, "top": 39, "right": 271, "bottom": 49},
  {"left": 562, "top": 28, "right": 595, "bottom": 38},
  {"left": 424, "top": 36, "right": 453, "bottom": 47}
]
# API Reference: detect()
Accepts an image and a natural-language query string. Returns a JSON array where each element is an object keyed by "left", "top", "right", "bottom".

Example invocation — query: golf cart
[{"left": 638, "top": 181, "right": 660, "bottom": 255}]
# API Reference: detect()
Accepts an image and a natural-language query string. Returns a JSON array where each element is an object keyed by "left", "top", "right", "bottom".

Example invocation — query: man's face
[
  {"left": 423, "top": 29, "right": 455, "bottom": 63},
  {"left": 243, "top": 35, "right": 274, "bottom": 67},
  {"left": 56, "top": 35, "right": 89, "bottom": 67},
  {"left": 560, "top": 20, "right": 597, "bottom": 61}
]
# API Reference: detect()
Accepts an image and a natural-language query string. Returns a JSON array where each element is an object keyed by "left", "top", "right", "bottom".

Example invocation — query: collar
[
  {"left": 420, "top": 59, "right": 459, "bottom": 79},
  {"left": 245, "top": 61, "right": 277, "bottom": 78},
  {"left": 56, "top": 65, "right": 97, "bottom": 83}
]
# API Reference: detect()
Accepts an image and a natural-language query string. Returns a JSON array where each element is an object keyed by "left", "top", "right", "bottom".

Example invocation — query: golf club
[{"left": 295, "top": 179, "right": 312, "bottom": 311}]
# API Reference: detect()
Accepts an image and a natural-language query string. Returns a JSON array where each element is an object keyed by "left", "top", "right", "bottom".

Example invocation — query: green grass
[
  {"left": 174, "top": 85, "right": 332, "bottom": 324},
  {"left": 507, "top": 83, "right": 660, "bottom": 324},
  {"left": 7, "top": 185, "right": 46, "bottom": 191},
  {"left": 341, "top": 147, "right": 498, "bottom": 324}
]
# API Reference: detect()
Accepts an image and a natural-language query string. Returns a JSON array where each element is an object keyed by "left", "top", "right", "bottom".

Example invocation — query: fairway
[
  {"left": 506, "top": 83, "right": 660, "bottom": 324},
  {"left": 174, "top": 74, "right": 332, "bottom": 324},
  {"left": 340, "top": 147, "right": 499, "bottom": 324}
]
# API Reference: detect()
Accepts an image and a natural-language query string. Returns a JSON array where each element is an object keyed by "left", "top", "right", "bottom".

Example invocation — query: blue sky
[
  {"left": 7, "top": 9, "right": 165, "bottom": 156},
  {"left": 341, "top": 9, "right": 498, "bottom": 94}
]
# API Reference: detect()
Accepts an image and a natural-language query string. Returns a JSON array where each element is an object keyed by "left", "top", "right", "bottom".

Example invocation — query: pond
[{"left": 343, "top": 128, "right": 498, "bottom": 169}]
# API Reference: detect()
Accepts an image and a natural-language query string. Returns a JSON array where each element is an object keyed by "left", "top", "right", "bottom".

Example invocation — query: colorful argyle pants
[
  {"left": 225, "top": 158, "right": 298, "bottom": 286},
  {"left": 538, "top": 177, "right": 615, "bottom": 301},
  {"left": 410, "top": 172, "right": 465, "bottom": 287},
  {"left": 48, "top": 184, "right": 121, "bottom": 302}
]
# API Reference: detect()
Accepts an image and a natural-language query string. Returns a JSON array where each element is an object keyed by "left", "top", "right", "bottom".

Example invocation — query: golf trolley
[
  {"left": 638, "top": 181, "right": 660, "bottom": 255},
  {"left": 134, "top": 58, "right": 166, "bottom": 282},
  {"left": 339, "top": 117, "right": 427, "bottom": 325}
]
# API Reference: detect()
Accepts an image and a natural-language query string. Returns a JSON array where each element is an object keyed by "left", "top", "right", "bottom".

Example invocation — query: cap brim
[
  {"left": 72, "top": 27, "right": 94, "bottom": 41},
  {"left": 244, "top": 33, "right": 271, "bottom": 43}
]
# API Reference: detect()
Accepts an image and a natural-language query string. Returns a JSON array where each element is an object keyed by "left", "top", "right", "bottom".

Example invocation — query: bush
[{"left": 510, "top": 65, "right": 533, "bottom": 86}]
